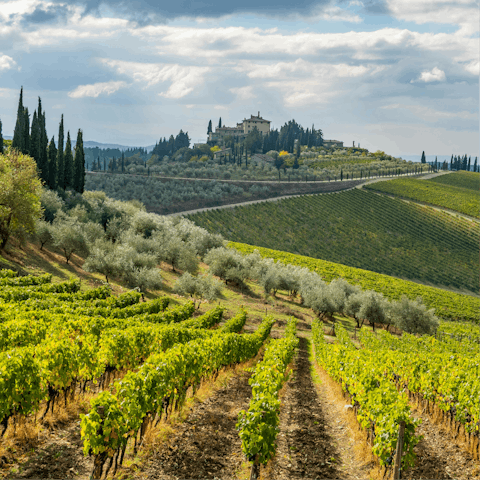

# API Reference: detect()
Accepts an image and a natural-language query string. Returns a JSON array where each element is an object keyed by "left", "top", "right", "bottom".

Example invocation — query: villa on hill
[{"left": 208, "top": 112, "right": 271, "bottom": 143}]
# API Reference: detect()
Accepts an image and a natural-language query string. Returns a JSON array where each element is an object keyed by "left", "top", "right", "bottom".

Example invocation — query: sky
[{"left": 0, "top": 0, "right": 478, "bottom": 158}]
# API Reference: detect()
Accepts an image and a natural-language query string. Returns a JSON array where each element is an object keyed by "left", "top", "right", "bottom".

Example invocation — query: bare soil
[
  {"left": 130, "top": 368, "right": 255, "bottom": 480},
  {"left": 7, "top": 420, "right": 93, "bottom": 480},
  {"left": 402, "top": 405, "right": 480, "bottom": 480},
  {"left": 263, "top": 336, "right": 371, "bottom": 480}
]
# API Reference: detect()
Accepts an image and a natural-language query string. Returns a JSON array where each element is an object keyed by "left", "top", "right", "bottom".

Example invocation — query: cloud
[
  {"left": 68, "top": 80, "right": 127, "bottom": 98},
  {"left": 13, "top": 0, "right": 335, "bottom": 24},
  {"left": 101, "top": 59, "right": 211, "bottom": 98},
  {"left": 229, "top": 86, "right": 256, "bottom": 101},
  {"left": 0, "top": 54, "right": 18, "bottom": 71},
  {"left": 380, "top": 103, "right": 477, "bottom": 121},
  {"left": 411, "top": 66, "right": 446, "bottom": 83},
  {"left": 386, "top": 0, "right": 479, "bottom": 36},
  {"left": 20, "top": 4, "right": 70, "bottom": 24},
  {"left": 463, "top": 60, "right": 479, "bottom": 75}
]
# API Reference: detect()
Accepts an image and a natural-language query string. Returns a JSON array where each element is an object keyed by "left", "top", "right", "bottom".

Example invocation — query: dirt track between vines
[
  {"left": 131, "top": 368, "right": 254, "bottom": 480},
  {"left": 263, "top": 336, "right": 371, "bottom": 480}
]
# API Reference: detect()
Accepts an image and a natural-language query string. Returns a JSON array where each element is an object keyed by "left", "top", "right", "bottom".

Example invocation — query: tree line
[{"left": 3, "top": 87, "right": 85, "bottom": 194}]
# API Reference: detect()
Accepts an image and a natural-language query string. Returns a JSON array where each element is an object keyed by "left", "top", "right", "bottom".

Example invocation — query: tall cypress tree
[
  {"left": 473, "top": 157, "right": 478, "bottom": 173},
  {"left": 218, "top": 117, "right": 222, "bottom": 128},
  {"left": 207, "top": 119, "right": 212, "bottom": 135},
  {"left": 47, "top": 136, "right": 57, "bottom": 189},
  {"left": 12, "top": 87, "right": 25, "bottom": 152},
  {"left": 64, "top": 131, "right": 74, "bottom": 189},
  {"left": 57, "top": 115, "right": 65, "bottom": 189},
  {"left": 38, "top": 98, "right": 48, "bottom": 183},
  {"left": 0, "top": 119, "right": 3, "bottom": 154},
  {"left": 29, "top": 110, "right": 40, "bottom": 166},
  {"left": 73, "top": 129, "right": 85, "bottom": 193},
  {"left": 420, "top": 151, "right": 426, "bottom": 163}
]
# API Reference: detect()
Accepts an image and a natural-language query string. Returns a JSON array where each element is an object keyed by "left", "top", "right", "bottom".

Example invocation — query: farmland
[
  {"left": 365, "top": 175, "right": 480, "bottom": 218},
  {"left": 188, "top": 188, "right": 480, "bottom": 294}
]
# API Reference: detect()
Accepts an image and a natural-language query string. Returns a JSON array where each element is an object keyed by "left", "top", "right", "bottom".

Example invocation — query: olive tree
[
  {"left": 204, "top": 247, "right": 249, "bottom": 286},
  {"left": 50, "top": 215, "right": 88, "bottom": 264},
  {"left": 174, "top": 272, "right": 222, "bottom": 305},
  {"left": 357, "top": 291, "right": 386, "bottom": 331},
  {"left": 0, "top": 150, "right": 42, "bottom": 249},
  {"left": 390, "top": 296, "right": 439, "bottom": 335},
  {"left": 35, "top": 219, "right": 53, "bottom": 250}
]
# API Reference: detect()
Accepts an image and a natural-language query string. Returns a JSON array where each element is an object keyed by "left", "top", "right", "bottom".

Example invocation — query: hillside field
[
  {"left": 188, "top": 188, "right": 480, "bottom": 294},
  {"left": 230, "top": 242, "right": 480, "bottom": 323},
  {"left": 428, "top": 171, "right": 480, "bottom": 191},
  {"left": 365, "top": 175, "right": 480, "bottom": 218}
]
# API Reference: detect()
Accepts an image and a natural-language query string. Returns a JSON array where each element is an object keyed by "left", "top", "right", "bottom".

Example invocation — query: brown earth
[
  {"left": 402, "top": 405, "right": 480, "bottom": 480},
  {"left": 262, "top": 336, "right": 372, "bottom": 480},
  {"left": 129, "top": 365, "right": 256, "bottom": 480}
]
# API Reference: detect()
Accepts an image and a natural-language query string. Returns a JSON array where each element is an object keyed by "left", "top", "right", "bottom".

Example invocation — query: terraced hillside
[
  {"left": 188, "top": 189, "right": 480, "bottom": 294},
  {"left": 364, "top": 175, "right": 480, "bottom": 218}
]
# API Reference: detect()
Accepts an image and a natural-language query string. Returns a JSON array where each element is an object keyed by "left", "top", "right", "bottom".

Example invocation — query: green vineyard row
[
  {"left": 428, "top": 171, "right": 480, "bottom": 192},
  {"left": 365, "top": 177, "right": 480, "bottom": 219},
  {"left": 190, "top": 188, "right": 479, "bottom": 293},
  {"left": 312, "top": 321, "right": 420, "bottom": 468},
  {"left": 237, "top": 318, "right": 298, "bottom": 465}
]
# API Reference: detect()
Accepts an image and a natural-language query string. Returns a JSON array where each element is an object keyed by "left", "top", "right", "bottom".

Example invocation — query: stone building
[{"left": 208, "top": 112, "right": 271, "bottom": 143}]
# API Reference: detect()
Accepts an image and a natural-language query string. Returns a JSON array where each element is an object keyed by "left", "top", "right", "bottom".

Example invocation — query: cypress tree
[
  {"left": 0, "top": 119, "right": 3, "bottom": 154},
  {"left": 12, "top": 87, "right": 25, "bottom": 152},
  {"left": 29, "top": 110, "right": 40, "bottom": 167},
  {"left": 23, "top": 106, "right": 30, "bottom": 155},
  {"left": 420, "top": 151, "right": 426, "bottom": 163},
  {"left": 47, "top": 136, "right": 57, "bottom": 189},
  {"left": 468, "top": 156, "right": 471, "bottom": 172},
  {"left": 121, "top": 152, "right": 125, "bottom": 172},
  {"left": 474, "top": 157, "right": 478, "bottom": 173},
  {"left": 64, "top": 131, "right": 74, "bottom": 189},
  {"left": 218, "top": 117, "right": 222, "bottom": 128},
  {"left": 207, "top": 119, "right": 212, "bottom": 135},
  {"left": 38, "top": 98, "right": 48, "bottom": 183},
  {"left": 73, "top": 129, "right": 85, "bottom": 193},
  {"left": 57, "top": 115, "right": 65, "bottom": 189}
]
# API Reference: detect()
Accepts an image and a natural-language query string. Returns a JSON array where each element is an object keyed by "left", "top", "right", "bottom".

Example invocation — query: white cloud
[
  {"left": 0, "top": 54, "right": 17, "bottom": 71},
  {"left": 229, "top": 86, "right": 256, "bottom": 101},
  {"left": 411, "top": 66, "right": 446, "bottom": 83},
  {"left": 386, "top": 0, "right": 479, "bottom": 36},
  {"left": 380, "top": 103, "right": 477, "bottom": 121},
  {"left": 68, "top": 81, "right": 127, "bottom": 98},
  {"left": 101, "top": 59, "right": 211, "bottom": 99},
  {"left": 463, "top": 60, "right": 480, "bottom": 75}
]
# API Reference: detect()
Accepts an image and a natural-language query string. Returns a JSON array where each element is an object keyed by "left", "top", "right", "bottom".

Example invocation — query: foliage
[
  {"left": 0, "top": 150, "right": 42, "bottom": 249},
  {"left": 313, "top": 319, "right": 421, "bottom": 468},
  {"left": 389, "top": 296, "right": 439, "bottom": 334},
  {"left": 173, "top": 272, "right": 223, "bottom": 302},
  {"left": 237, "top": 319, "right": 298, "bottom": 464},
  {"left": 50, "top": 214, "right": 88, "bottom": 263},
  {"left": 35, "top": 219, "right": 53, "bottom": 250},
  {"left": 230, "top": 242, "right": 480, "bottom": 322}
]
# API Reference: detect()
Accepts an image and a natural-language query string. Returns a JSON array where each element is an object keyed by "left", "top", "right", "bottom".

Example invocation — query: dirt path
[
  {"left": 264, "top": 336, "right": 371, "bottom": 480},
  {"left": 131, "top": 368, "right": 255, "bottom": 480},
  {"left": 402, "top": 405, "right": 480, "bottom": 480}
]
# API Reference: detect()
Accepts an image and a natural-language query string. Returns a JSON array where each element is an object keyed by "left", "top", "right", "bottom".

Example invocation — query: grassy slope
[
  {"left": 364, "top": 177, "right": 480, "bottom": 218},
  {"left": 230, "top": 242, "right": 480, "bottom": 323},
  {"left": 427, "top": 171, "right": 480, "bottom": 191},
  {"left": 188, "top": 188, "right": 480, "bottom": 293}
]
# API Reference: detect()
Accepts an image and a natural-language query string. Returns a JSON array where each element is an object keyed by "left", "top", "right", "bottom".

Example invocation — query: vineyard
[
  {"left": 427, "top": 171, "right": 480, "bottom": 191},
  {"left": 364, "top": 175, "right": 480, "bottom": 219},
  {"left": 230, "top": 242, "right": 480, "bottom": 322},
  {"left": 188, "top": 188, "right": 480, "bottom": 294},
  {"left": 0, "top": 263, "right": 479, "bottom": 479}
]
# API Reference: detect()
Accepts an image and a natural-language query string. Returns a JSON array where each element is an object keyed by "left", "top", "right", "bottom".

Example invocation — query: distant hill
[
  {"left": 2, "top": 136, "right": 155, "bottom": 153},
  {"left": 81, "top": 141, "right": 156, "bottom": 152}
]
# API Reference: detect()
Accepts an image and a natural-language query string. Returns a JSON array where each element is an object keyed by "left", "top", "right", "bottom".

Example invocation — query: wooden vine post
[{"left": 393, "top": 420, "right": 406, "bottom": 480}]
